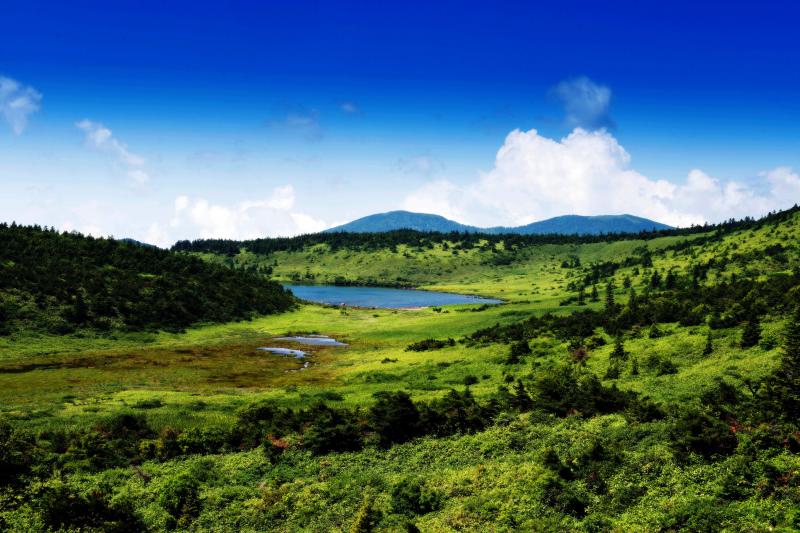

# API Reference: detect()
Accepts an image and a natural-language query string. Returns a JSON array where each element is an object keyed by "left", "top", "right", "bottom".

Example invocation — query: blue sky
[{"left": 2, "top": 1, "right": 799, "bottom": 244}]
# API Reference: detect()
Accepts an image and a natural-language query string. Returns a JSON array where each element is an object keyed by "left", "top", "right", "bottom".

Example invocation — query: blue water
[
  {"left": 275, "top": 335, "right": 348, "bottom": 346},
  {"left": 284, "top": 284, "right": 502, "bottom": 308},
  {"left": 257, "top": 347, "right": 307, "bottom": 358}
]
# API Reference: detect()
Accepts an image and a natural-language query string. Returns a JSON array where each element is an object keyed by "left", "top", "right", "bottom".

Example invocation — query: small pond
[
  {"left": 274, "top": 335, "right": 348, "bottom": 346},
  {"left": 284, "top": 284, "right": 502, "bottom": 309},
  {"left": 257, "top": 347, "right": 307, "bottom": 358}
]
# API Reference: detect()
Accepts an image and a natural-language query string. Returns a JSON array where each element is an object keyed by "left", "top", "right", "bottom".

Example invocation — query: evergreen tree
[
  {"left": 605, "top": 282, "right": 616, "bottom": 314},
  {"left": 740, "top": 314, "right": 761, "bottom": 348},
  {"left": 590, "top": 284, "right": 599, "bottom": 302},
  {"left": 623, "top": 275, "right": 631, "bottom": 289},
  {"left": 650, "top": 270, "right": 662, "bottom": 288},
  {"left": 665, "top": 270, "right": 677, "bottom": 289},
  {"left": 630, "top": 356, "right": 639, "bottom": 376},
  {"left": 511, "top": 380, "right": 534, "bottom": 411},
  {"left": 611, "top": 335, "right": 627, "bottom": 360},
  {"left": 780, "top": 306, "right": 800, "bottom": 377},
  {"left": 578, "top": 288, "right": 586, "bottom": 305},
  {"left": 627, "top": 288, "right": 638, "bottom": 314},
  {"left": 703, "top": 329, "right": 714, "bottom": 356}
]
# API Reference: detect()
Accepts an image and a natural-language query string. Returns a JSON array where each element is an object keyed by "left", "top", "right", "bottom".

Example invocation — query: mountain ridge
[{"left": 324, "top": 210, "right": 673, "bottom": 235}]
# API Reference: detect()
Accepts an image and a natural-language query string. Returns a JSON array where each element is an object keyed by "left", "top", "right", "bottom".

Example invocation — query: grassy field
[{"left": 1, "top": 211, "right": 799, "bottom": 531}]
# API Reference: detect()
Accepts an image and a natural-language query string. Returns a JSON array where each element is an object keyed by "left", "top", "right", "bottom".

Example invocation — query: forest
[{"left": 0, "top": 223, "right": 294, "bottom": 335}]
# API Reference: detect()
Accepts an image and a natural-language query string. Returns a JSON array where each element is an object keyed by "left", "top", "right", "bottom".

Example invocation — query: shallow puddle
[
  {"left": 257, "top": 347, "right": 308, "bottom": 358},
  {"left": 274, "top": 335, "right": 347, "bottom": 346}
]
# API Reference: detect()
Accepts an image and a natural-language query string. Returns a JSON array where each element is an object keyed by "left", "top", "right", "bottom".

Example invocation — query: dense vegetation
[
  {"left": 1, "top": 206, "right": 800, "bottom": 531},
  {"left": 0, "top": 224, "right": 294, "bottom": 334}
]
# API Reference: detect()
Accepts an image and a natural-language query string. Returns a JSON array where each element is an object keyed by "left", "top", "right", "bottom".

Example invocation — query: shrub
[
  {"left": 368, "top": 391, "right": 420, "bottom": 448},
  {"left": 302, "top": 403, "right": 363, "bottom": 455},
  {"left": 390, "top": 477, "right": 442, "bottom": 516},
  {"left": 406, "top": 338, "right": 455, "bottom": 352}
]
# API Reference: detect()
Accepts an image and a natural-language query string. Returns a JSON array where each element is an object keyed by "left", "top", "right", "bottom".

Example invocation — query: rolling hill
[{"left": 324, "top": 210, "right": 672, "bottom": 235}]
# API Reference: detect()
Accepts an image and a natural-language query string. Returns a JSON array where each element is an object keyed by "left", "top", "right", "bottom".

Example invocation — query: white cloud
[
  {"left": 403, "top": 128, "right": 800, "bottom": 227},
  {"left": 76, "top": 119, "right": 151, "bottom": 186},
  {"left": 167, "top": 184, "right": 326, "bottom": 241},
  {"left": 0, "top": 75, "right": 42, "bottom": 134},
  {"left": 552, "top": 77, "right": 614, "bottom": 130},
  {"left": 340, "top": 101, "right": 359, "bottom": 113}
]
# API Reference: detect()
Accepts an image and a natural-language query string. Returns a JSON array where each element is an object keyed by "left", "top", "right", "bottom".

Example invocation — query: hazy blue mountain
[
  {"left": 324, "top": 211, "right": 481, "bottom": 233},
  {"left": 325, "top": 211, "right": 672, "bottom": 235}
]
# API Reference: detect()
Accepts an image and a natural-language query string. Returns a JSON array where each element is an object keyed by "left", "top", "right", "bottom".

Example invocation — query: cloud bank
[
  {"left": 403, "top": 128, "right": 800, "bottom": 228},
  {"left": 0, "top": 75, "right": 42, "bottom": 134},
  {"left": 145, "top": 185, "right": 326, "bottom": 247}
]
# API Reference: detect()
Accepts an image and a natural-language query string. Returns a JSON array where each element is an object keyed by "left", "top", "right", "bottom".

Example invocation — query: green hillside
[
  {"left": 0, "top": 224, "right": 294, "bottom": 335},
  {"left": 1, "top": 208, "right": 800, "bottom": 531}
]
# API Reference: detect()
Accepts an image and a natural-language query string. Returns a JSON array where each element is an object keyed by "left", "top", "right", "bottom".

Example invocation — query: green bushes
[
  {"left": 390, "top": 477, "right": 442, "bottom": 516},
  {"left": 405, "top": 338, "right": 455, "bottom": 351}
]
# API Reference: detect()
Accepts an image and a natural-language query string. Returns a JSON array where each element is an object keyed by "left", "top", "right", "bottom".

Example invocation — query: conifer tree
[
  {"left": 605, "top": 282, "right": 616, "bottom": 314},
  {"left": 779, "top": 306, "right": 800, "bottom": 380},
  {"left": 703, "top": 329, "right": 713, "bottom": 356},
  {"left": 590, "top": 284, "right": 599, "bottom": 302},
  {"left": 611, "top": 334, "right": 626, "bottom": 360},
  {"left": 741, "top": 314, "right": 761, "bottom": 348}
]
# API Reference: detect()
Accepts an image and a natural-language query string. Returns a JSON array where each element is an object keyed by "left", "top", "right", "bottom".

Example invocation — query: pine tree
[
  {"left": 512, "top": 380, "right": 534, "bottom": 411},
  {"left": 703, "top": 329, "right": 713, "bottom": 356},
  {"left": 578, "top": 288, "right": 586, "bottom": 305},
  {"left": 650, "top": 270, "right": 662, "bottom": 288},
  {"left": 605, "top": 282, "right": 616, "bottom": 314},
  {"left": 665, "top": 270, "right": 677, "bottom": 289},
  {"left": 590, "top": 284, "right": 599, "bottom": 302},
  {"left": 741, "top": 314, "right": 761, "bottom": 348},
  {"left": 611, "top": 335, "right": 627, "bottom": 360},
  {"left": 630, "top": 356, "right": 639, "bottom": 376},
  {"left": 623, "top": 275, "right": 631, "bottom": 289},
  {"left": 779, "top": 306, "right": 800, "bottom": 379},
  {"left": 627, "top": 288, "right": 638, "bottom": 314}
]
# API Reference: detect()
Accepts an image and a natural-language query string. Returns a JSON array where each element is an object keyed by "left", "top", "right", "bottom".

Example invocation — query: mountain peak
[{"left": 324, "top": 211, "right": 672, "bottom": 235}]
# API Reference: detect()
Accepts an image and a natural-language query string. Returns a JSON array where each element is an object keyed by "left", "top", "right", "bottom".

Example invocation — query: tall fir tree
[
  {"left": 741, "top": 314, "right": 762, "bottom": 348},
  {"left": 703, "top": 329, "right": 714, "bottom": 356},
  {"left": 611, "top": 334, "right": 627, "bottom": 360},
  {"left": 605, "top": 282, "right": 616, "bottom": 314}
]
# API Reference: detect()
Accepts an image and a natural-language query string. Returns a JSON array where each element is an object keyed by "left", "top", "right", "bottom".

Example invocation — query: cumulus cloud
[
  {"left": 76, "top": 119, "right": 150, "bottom": 186},
  {"left": 163, "top": 184, "right": 326, "bottom": 244},
  {"left": 403, "top": 128, "right": 800, "bottom": 228},
  {"left": 552, "top": 77, "right": 614, "bottom": 130},
  {"left": 0, "top": 75, "right": 42, "bottom": 134}
]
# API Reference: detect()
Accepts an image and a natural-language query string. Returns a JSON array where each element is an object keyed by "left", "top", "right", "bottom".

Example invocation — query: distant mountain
[
  {"left": 324, "top": 211, "right": 672, "bottom": 236},
  {"left": 325, "top": 211, "right": 480, "bottom": 234}
]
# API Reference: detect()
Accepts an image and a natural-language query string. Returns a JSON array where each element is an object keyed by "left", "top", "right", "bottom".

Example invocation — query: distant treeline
[
  {"left": 0, "top": 224, "right": 294, "bottom": 334},
  {"left": 172, "top": 205, "right": 800, "bottom": 255}
]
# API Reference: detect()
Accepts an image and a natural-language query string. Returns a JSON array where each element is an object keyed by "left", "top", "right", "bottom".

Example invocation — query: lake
[{"left": 284, "top": 284, "right": 502, "bottom": 309}]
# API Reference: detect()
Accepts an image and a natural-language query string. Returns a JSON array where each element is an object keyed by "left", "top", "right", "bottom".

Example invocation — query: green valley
[{"left": 1, "top": 208, "right": 800, "bottom": 531}]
